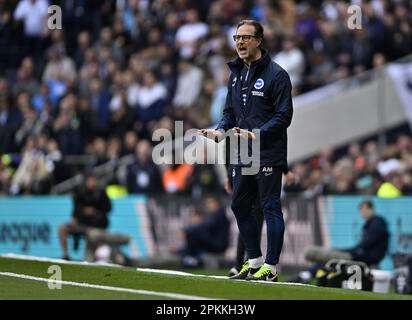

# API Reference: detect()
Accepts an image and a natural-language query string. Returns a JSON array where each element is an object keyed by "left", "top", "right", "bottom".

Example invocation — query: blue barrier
[
  {"left": 0, "top": 196, "right": 150, "bottom": 260},
  {"left": 325, "top": 196, "right": 412, "bottom": 270},
  {"left": 2, "top": 195, "right": 411, "bottom": 270}
]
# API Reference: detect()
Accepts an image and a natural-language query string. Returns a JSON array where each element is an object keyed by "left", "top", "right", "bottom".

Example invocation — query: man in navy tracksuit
[
  {"left": 297, "top": 200, "right": 390, "bottom": 284},
  {"left": 200, "top": 20, "right": 293, "bottom": 281}
]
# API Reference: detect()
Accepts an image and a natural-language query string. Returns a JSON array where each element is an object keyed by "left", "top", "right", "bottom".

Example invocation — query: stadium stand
[
  {"left": 1, "top": 2, "right": 412, "bottom": 290},
  {"left": 1, "top": 0, "right": 412, "bottom": 197}
]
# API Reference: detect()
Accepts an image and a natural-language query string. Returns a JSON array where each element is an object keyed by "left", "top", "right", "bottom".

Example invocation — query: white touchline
[
  {"left": 0, "top": 253, "right": 122, "bottom": 268},
  {"left": 135, "top": 268, "right": 316, "bottom": 287},
  {"left": 0, "top": 272, "right": 220, "bottom": 300}
]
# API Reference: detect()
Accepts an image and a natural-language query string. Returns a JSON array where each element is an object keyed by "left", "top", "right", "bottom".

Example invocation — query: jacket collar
[{"left": 227, "top": 48, "right": 271, "bottom": 75}]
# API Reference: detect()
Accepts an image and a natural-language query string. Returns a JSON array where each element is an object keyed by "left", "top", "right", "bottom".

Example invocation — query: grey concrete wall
[{"left": 288, "top": 71, "right": 406, "bottom": 162}]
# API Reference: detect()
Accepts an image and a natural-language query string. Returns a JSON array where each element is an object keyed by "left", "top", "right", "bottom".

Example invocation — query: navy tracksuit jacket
[
  {"left": 216, "top": 48, "right": 293, "bottom": 265},
  {"left": 216, "top": 48, "right": 293, "bottom": 169},
  {"left": 345, "top": 215, "right": 390, "bottom": 265}
]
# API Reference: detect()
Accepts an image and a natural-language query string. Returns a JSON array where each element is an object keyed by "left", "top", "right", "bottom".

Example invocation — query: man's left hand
[
  {"left": 83, "top": 206, "right": 96, "bottom": 216},
  {"left": 233, "top": 127, "right": 256, "bottom": 140}
]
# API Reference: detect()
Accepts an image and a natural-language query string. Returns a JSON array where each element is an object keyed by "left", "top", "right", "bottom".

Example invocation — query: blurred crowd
[
  {"left": 0, "top": 0, "right": 412, "bottom": 196},
  {"left": 285, "top": 133, "right": 412, "bottom": 198}
]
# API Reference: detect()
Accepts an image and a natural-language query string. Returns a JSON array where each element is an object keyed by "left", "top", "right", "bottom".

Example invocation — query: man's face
[
  {"left": 360, "top": 204, "right": 373, "bottom": 220},
  {"left": 235, "top": 25, "right": 261, "bottom": 63},
  {"left": 86, "top": 176, "right": 97, "bottom": 190}
]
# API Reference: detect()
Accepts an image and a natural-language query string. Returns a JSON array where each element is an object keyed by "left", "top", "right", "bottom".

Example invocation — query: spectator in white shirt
[
  {"left": 172, "top": 59, "right": 204, "bottom": 109},
  {"left": 134, "top": 70, "right": 168, "bottom": 123},
  {"left": 175, "top": 9, "right": 209, "bottom": 59},
  {"left": 42, "top": 46, "right": 77, "bottom": 83},
  {"left": 273, "top": 35, "right": 305, "bottom": 93},
  {"left": 14, "top": 0, "right": 48, "bottom": 38},
  {"left": 14, "top": 0, "right": 49, "bottom": 60}
]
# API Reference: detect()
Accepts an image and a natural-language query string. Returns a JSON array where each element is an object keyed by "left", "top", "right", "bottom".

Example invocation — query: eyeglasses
[{"left": 232, "top": 34, "right": 259, "bottom": 42}]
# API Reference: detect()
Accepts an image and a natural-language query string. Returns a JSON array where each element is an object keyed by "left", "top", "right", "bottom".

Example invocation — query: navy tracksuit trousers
[{"left": 231, "top": 166, "right": 285, "bottom": 265}]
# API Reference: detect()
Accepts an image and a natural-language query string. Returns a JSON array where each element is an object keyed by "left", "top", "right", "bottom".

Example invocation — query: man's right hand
[
  {"left": 197, "top": 129, "right": 224, "bottom": 142},
  {"left": 83, "top": 206, "right": 96, "bottom": 216}
]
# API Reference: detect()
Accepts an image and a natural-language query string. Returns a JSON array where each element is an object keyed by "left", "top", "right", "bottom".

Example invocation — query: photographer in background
[
  {"left": 58, "top": 173, "right": 112, "bottom": 260},
  {"left": 295, "top": 199, "right": 390, "bottom": 283},
  {"left": 173, "top": 195, "right": 230, "bottom": 268}
]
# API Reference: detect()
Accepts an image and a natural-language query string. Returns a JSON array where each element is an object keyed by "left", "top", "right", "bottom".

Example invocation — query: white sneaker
[{"left": 228, "top": 267, "right": 239, "bottom": 277}]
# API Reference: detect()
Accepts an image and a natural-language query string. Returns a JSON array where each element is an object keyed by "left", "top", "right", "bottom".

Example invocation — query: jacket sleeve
[
  {"left": 258, "top": 70, "right": 293, "bottom": 135},
  {"left": 72, "top": 189, "right": 82, "bottom": 219},
  {"left": 215, "top": 76, "right": 236, "bottom": 131},
  {"left": 98, "top": 190, "right": 112, "bottom": 215}
]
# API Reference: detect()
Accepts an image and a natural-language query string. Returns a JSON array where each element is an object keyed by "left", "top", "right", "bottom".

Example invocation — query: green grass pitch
[{"left": 0, "top": 256, "right": 411, "bottom": 300}]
